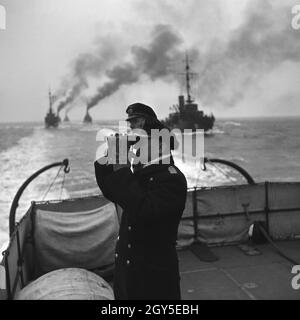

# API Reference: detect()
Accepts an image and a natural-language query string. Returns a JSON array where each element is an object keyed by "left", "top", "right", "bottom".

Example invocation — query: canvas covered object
[{"left": 33, "top": 197, "right": 119, "bottom": 276}]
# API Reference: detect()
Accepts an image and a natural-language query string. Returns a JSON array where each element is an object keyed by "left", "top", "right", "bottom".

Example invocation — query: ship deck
[{"left": 178, "top": 240, "right": 300, "bottom": 300}]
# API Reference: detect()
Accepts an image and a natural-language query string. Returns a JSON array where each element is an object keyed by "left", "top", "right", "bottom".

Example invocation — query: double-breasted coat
[{"left": 94, "top": 161, "right": 187, "bottom": 300}]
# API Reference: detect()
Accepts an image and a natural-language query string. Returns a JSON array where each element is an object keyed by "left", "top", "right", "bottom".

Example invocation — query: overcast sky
[{"left": 0, "top": 0, "right": 299, "bottom": 122}]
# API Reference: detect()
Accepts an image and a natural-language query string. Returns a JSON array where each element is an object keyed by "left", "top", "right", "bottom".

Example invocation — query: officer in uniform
[{"left": 94, "top": 103, "right": 187, "bottom": 300}]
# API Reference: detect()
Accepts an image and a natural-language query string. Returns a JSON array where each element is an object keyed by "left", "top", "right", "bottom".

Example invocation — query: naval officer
[{"left": 94, "top": 103, "right": 187, "bottom": 299}]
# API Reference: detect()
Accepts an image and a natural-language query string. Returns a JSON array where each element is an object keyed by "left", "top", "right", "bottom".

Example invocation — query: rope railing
[{"left": 9, "top": 159, "right": 70, "bottom": 236}]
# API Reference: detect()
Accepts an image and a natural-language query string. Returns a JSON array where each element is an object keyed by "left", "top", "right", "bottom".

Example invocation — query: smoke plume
[
  {"left": 54, "top": 36, "right": 122, "bottom": 113},
  {"left": 57, "top": 80, "right": 87, "bottom": 113},
  {"left": 195, "top": 1, "right": 300, "bottom": 107},
  {"left": 55, "top": 0, "right": 300, "bottom": 115},
  {"left": 87, "top": 24, "right": 183, "bottom": 109}
]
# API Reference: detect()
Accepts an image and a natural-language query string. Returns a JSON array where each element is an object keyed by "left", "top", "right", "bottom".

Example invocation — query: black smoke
[
  {"left": 54, "top": 36, "right": 121, "bottom": 113},
  {"left": 87, "top": 24, "right": 183, "bottom": 109},
  {"left": 196, "top": 1, "right": 300, "bottom": 107}
]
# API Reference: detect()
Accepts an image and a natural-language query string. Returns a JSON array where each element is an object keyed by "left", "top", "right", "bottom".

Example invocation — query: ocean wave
[
  {"left": 66, "top": 188, "right": 99, "bottom": 197},
  {"left": 1, "top": 125, "right": 24, "bottom": 130},
  {"left": 79, "top": 125, "right": 102, "bottom": 132},
  {"left": 223, "top": 121, "right": 241, "bottom": 127},
  {"left": 230, "top": 156, "right": 247, "bottom": 163},
  {"left": 78, "top": 123, "right": 127, "bottom": 132},
  {"left": 173, "top": 156, "right": 237, "bottom": 188},
  {"left": 211, "top": 128, "right": 225, "bottom": 135},
  {"left": 0, "top": 127, "right": 66, "bottom": 249},
  {"left": 0, "top": 123, "right": 45, "bottom": 130}
]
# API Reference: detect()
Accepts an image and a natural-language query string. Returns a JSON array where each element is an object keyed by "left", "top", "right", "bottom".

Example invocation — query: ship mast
[
  {"left": 48, "top": 88, "right": 53, "bottom": 113},
  {"left": 185, "top": 54, "right": 193, "bottom": 104}
]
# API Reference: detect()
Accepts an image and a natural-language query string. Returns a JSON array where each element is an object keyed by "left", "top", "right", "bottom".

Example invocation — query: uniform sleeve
[
  {"left": 94, "top": 160, "right": 114, "bottom": 201},
  {"left": 94, "top": 161, "right": 137, "bottom": 207},
  {"left": 94, "top": 161, "right": 187, "bottom": 223}
]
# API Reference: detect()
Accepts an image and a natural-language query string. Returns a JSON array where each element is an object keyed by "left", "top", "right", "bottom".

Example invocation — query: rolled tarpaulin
[{"left": 15, "top": 268, "right": 114, "bottom": 300}]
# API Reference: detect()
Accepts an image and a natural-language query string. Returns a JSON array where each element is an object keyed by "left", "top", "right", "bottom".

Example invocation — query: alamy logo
[
  {"left": 95, "top": 121, "right": 204, "bottom": 166},
  {"left": 291, "top": 5, "right": 300, "bottom": 30},
  {"left": 0, "top": 4, "right": 6, "bottom": 30},
  {"left": 291, "top": 265, "right": 300, "bottom": 290}
]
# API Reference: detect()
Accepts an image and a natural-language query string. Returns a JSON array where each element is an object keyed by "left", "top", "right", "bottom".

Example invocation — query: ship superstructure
[
  {"left": 161, "top": 55, "right": 215, "bottom": 132},
  {"left": 44, "top": 89, "right": 60, "bottom": 128}
]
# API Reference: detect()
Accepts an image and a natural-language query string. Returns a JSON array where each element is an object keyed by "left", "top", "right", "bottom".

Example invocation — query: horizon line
[{"left": 1, "top": 114, "right": 300, "bottom": 124}]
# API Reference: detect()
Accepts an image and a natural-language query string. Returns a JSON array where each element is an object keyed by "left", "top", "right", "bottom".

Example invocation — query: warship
[
  {"left": 63, "top": 111, "right": 70, "bottom": 122},
  {"left": 44, "top": 90, "right": 60, "bottom": 128},
  {"left": 161, "top": 55, "right": 215, "bottom": 132},
  {"left": 83, "top": 107, "right": 92, "bottom": 124}
]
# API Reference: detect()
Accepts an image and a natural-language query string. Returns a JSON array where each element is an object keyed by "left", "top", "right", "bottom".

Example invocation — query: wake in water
[
  {"left": 223, "top": 121, "right": 241, "bottom": 127},
  {"left": 174, "top": 156, "right": 237, "bottom": 187},
  {"left": 2, "top": 117, "right": 299, "bottom": 251},
  {"left": 0, "top": 126, "right": 70, "bottom": 250}
]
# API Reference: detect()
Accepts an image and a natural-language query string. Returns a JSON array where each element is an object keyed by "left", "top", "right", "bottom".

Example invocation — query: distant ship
[
  {"left": 161, "top": 55, "right": 215, "bottom": 132},
  {"left": 45, "top": 89, "right": 60, "bottom": 128},
  {"left": 83, "top": 107, "right": 92, "bottom": 124},
  {"left": 64, "top": 112, "right": 70, "bottom": 122}
]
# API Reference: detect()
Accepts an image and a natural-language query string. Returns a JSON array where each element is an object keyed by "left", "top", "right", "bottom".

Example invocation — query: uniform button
[
  {"left": 117, "top": 236, "right": 120, "bottom": 240},
  {"left": 128, "top": 244, "right": 131, "bottom": 249},
  {"left": 128, "top": 226, "right": 132, "bottom": 231},
  {"left": 150, "top": 177, "right": 153, "bottom": 181},
  {"left": 126, "top": 260, "right": 130, "bottom": 265},
  {"left": 115, "top": 253, "right": 118, "bottom": 258}
]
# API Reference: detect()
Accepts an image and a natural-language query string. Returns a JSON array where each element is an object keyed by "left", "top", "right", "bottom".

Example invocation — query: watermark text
[
  {"left": 0, "top": 4, "right": 6, "bottom": 30},
  {"left": 291, "top": 5, "right": 300, "bottom": 30},
  {"left": 291, "top": 265, "right": 300, "bottom": 290},
  {"left": 95, "top": 122, "right": 204, "bottom": 166}
]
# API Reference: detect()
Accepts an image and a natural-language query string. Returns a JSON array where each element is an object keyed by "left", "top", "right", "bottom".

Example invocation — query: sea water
[{"left": 0, "top": 117, "right": 299, "bottom": 250}]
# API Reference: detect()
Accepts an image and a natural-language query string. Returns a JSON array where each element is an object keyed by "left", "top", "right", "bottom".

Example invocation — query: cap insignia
[{"left": 168, "top": 166, "right": 177, "bottom": 174}]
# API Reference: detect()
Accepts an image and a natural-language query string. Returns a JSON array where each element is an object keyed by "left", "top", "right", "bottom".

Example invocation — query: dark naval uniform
[{"left": 94, "top": 161, "right": 187, "bottom": 300}]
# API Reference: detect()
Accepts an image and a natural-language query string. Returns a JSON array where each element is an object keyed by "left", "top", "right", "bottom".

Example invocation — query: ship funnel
[
  {"left": 64, "top": 112, "right": 70, "bottom": 122},
  {"left": 178, "top": 95, "right": 185, "bottom": 110}
]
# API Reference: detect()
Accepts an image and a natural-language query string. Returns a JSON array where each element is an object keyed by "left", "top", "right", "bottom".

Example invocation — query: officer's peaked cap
[{"left": 126, "top": 103, "right": 158, "bottom": 121}]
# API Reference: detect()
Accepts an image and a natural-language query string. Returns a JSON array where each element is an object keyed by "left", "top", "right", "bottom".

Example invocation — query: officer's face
[{"left": 127, "top": 117, "right": 145, "bottom": 130}]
